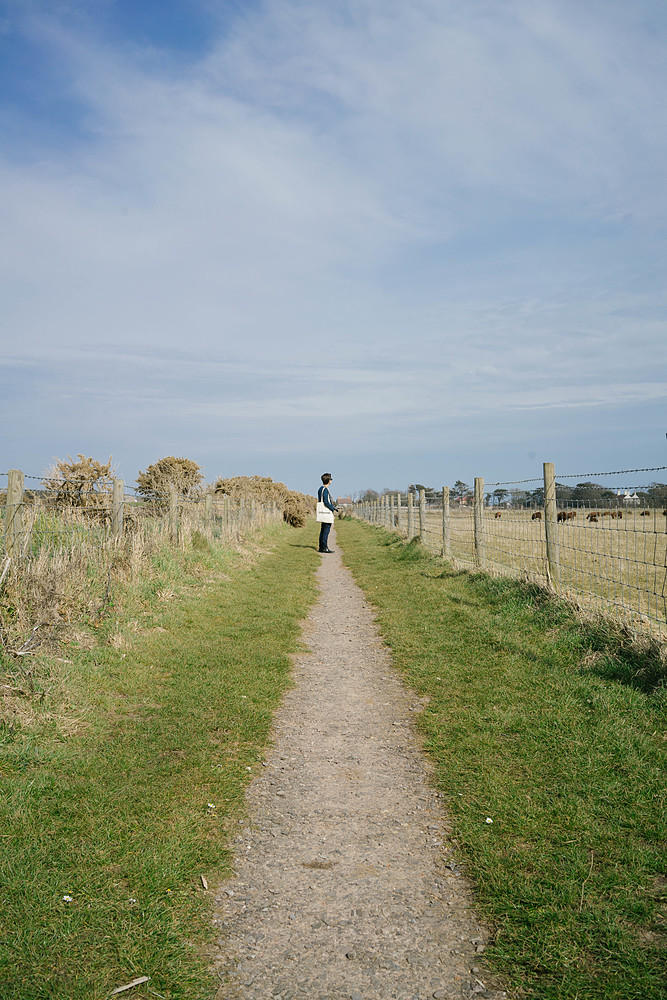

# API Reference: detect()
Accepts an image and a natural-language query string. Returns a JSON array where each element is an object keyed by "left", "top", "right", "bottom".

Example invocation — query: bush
[
  {"left": 42, "top": 455, "right": 114, "bottom": 509},
  {"left": 136, "top": 457, "right": 204, "bottom": 503},
  {"left": 211, "top": 475, "right": 314, "bottom": 528}
]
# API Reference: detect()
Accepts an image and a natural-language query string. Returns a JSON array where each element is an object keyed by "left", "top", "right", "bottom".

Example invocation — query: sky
[{"left": 1, "top": 0, "right": 666, "bottom": 498}]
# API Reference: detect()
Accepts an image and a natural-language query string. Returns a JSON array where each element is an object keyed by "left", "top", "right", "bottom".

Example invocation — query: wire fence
[
  {"left": 0, "top": 470, "right": 283, "bottom": 576},
  {"left": 353, "top": 463, "right": 667, "bottom": 641}
]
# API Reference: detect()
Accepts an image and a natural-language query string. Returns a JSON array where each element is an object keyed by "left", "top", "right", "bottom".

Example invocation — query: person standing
[{"left": 316, "top": 473, "right": 338, "bottom": 552}]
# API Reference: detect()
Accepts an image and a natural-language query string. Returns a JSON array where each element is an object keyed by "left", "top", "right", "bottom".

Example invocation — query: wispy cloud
[{"left": 1, "top": 0, "right": 666, "bottom": 491}]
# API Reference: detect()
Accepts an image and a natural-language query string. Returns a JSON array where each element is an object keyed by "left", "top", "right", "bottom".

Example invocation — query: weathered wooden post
[
  {"left": 407, "top": 492, "right": 414, "bottom": 539},
  {"left": 5, "top": 469, "right": 24, "bottom": 559},
  {"left": 419, "top": 488, "right": 426, "bottom": 539},
  {"left": 474, "top": 477, "right": 485, "bottom": 568},
  {"left": 112, "top": 478, "right": 124, "bottom": 538},
  {"left": 389, "top": 493, "right": 395, "bottom": 528},
  {"left": 251, "top": 498, "right": 256, "bottom": 524},
  {"left": 543, "top": 461, "right": 561, "bottom": 588},
  {"left": 396, "top": 494, "right": 402, "bottom": 532},
  {"left": 223, "top": 495, "right": 230, "bottom": 528},
  {"left": 442, "top": 486, "right": 450, "bottom": 559},
  {"left": 169, "top": 484, "right": 178, "bottom": 542},
  {"left": 205, "top": 494, "right": 212, "bottom": 535}
]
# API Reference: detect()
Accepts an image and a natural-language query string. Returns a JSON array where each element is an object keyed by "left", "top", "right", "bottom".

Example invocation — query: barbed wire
[{"left": 488, "top": 465, "right": 667, "bottom": 487}]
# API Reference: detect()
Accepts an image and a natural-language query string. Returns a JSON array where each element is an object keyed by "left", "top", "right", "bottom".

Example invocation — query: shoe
[{"left": 325, "top": 548, "right": 334, "bottom": 553}]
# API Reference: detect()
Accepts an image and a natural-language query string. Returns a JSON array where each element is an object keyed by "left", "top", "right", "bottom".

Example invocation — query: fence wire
[
  {"left": 355, "top": 478, "right": 667, "bottom": 641},
  {"left": 1, "top": 472, "right": 283, "bottom": 570}
]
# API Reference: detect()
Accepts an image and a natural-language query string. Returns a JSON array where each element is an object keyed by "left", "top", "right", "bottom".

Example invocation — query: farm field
[{"left": 418, "top": 508, "right": 667, "bottom": 638}]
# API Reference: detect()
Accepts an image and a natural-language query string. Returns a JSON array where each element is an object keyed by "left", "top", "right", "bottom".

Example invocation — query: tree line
[{"left": 356, "top": 481, "right": 667, "bottom": 507}]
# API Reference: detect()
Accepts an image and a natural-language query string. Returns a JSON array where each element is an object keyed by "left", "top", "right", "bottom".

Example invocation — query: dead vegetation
[{"left": 211, "top": 475, "right": 315, "bottom": 528}]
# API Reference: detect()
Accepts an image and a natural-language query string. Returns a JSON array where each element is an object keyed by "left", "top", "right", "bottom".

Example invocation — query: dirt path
[{"left": 212, "top": 530, "right": 506, "bottom": 1000}]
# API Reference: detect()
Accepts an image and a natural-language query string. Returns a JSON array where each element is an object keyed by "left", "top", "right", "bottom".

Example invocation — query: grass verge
[
  {"left": 0, "top": 522, "right": 319, "bottom": 1000},
  {"left": 336, "top": 517, "right": 667, "bottom": 1000}
]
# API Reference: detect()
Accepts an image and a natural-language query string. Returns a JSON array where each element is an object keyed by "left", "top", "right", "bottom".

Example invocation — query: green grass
[
  {"left": 0, "top": 523, "right": 319, "bottom": 1000},
  {"left": 336, "top": 518, "right": 667, "bottom": 1000}
]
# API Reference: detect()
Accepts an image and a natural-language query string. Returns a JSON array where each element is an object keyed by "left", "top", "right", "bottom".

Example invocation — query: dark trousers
[{"left": 318, "top": 521, "right": 332, "bottom": 551}]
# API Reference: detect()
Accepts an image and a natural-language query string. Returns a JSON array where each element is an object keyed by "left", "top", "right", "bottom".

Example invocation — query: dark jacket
[{"left": 318, "top": 485, "right": 336, "bottom": 512}]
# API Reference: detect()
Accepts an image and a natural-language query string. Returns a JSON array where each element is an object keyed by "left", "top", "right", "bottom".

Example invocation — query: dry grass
[
  {"left": 374, "top": 506, "right": 667, "bottom": 639},
  {"left": 0, "top": 496, "right": 282, "bottom": 666}
]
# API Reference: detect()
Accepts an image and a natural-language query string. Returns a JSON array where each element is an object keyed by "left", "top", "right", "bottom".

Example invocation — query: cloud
[{"left": 1, "top": 0, "right": 666, "bottom": 489}]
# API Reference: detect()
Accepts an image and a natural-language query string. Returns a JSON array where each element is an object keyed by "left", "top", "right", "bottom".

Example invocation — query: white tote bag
[{"left": 316, "top": 492, "right": 334, "bottom": 523}]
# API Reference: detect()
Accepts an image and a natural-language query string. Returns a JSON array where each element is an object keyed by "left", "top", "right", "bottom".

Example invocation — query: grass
[
  {"left": 336, "top": 517, "right": 667, "bottom": 1000},
  {"left": 410, "top": 506, "right": 667, "bottom": 638},
  {"left": 0, "top": 522, "right": 319, "bottom": 1000}
]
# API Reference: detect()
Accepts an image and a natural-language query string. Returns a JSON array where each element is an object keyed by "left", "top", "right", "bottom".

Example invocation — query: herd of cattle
[{"left": 490, "top": 509, "right": 667, "bottom": 523}]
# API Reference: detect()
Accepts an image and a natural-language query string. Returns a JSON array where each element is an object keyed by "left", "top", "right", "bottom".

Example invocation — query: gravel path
[{"left": 212, "top": 529, "right": 507, "bottom": 1000}]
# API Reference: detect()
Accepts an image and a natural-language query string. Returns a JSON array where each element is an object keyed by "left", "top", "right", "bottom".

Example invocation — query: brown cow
[
  {"left": 494, "top": 512, "right": 502, "bottom": 519},
  {"left": 586, "top": 512, "right": 599, "bottom": 522},
  {"left": 531, "top": 511, "right": 542, "bottom": 520},
  {"left": 640, "top": 510, "right": 650, "bottom": 516},
  {"left": 557, "top": 511, "right": 567, "bottom": 522}
]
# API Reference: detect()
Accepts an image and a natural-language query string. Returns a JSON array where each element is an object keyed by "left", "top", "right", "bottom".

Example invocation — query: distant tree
[
  {"left": 508, "top": 488, "right": 529, "bottom": 508},
  {"left": 451, "top": 480, "right": 471, "bottom": 502},
  {"left": 492, "top": 488, "right": 509, "bottom": 506},
  {"left": 359, "top": 489, "right": 379, "bottom": 502},
  {"left": 136, "top": 456, "right": 204, "bottom": 501},
  {"left": 555, "top": 482, "right": 575, "bottom": 502},
  {"left": 647, "top": 482, "right": 667, "bottom": 500},
  {"left": 571, "top": 481, "right": 615, "bottom": 504},
  {"left": 42, "top": 454, "right": 114, "bottom": 508}
]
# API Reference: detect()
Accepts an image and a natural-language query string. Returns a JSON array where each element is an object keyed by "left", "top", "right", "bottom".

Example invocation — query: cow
[
  {"left": 494, "top": 512, "right": 502, "bottom": 519},
  {"left": 557, "top": 511, "right": 567, "bottom": 522},
  {"left": 586, "top": 512, "right": 599, "bottom": 522},
  {"left": 531, "top": 511, "right": 542, "bottom": 520},
  {"left": 640, "top": 510, "right": 650, "bottom": 516}
]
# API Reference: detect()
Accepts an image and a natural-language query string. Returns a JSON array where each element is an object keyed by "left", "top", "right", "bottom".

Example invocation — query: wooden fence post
[
  {"left": 389, "top": 493, "right": 395, "bottom": 528},
  {"left": 205, "top": 494, "right": 212, "bottom": 534},
  {"left": 543, "top": 461, "right": 560, "bottom": 588},
  {"left": 407, "top": 492, "right": 414, "bottom": 539},
  {"left": 169, "top": 484, "right": 178, "bottom": 542},
  {"left": 442, "top": 486, "right": 450, "bottom": 559},
  {"left": 474, "top": 477, "right": 485, "bottom": 568},
  {"left": 419, "top": 488, "right": 426, "bottom": 539},
  {"left": 396, "top": 494, "right": 402, "bottom": 532},
  {"left": 224, "top": 495, "right": 230, "bottom": 528},
  {"left": 112, "top": 478, "right": 124, "bottom": 538},
  {"left": 5, "top": 469, "right": 24, "bottom": 559}
]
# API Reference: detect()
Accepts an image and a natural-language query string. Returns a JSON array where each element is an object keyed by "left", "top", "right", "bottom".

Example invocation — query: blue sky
[{"left": 1, "top": 0, "right": 666, "bottom": 497}]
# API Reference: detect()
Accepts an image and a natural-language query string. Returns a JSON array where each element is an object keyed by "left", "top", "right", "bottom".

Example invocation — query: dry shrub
[
  {"left": 211, "top": 475, "right": 314, "bottom": 528},
  {"left": 283, "top": 497, "right": 308, "bottom": 528},
  {"left": 42, "top": 455, "right": 114, "bottom": 510},
  {"left": 136, "top": 457, "right": 204, "bottom": 504}
]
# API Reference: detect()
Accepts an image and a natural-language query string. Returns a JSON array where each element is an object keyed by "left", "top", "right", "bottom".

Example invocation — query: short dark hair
[{"left": 321, "top": 473, "right": 332, "bottom": 484}]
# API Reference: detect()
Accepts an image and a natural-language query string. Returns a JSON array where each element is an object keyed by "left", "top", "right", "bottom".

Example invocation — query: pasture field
[
  {"left": 420, "top": 507, "right": 667, "bottom": 638},
  {"left": 336, "top": 517, "right": 667, "bottom": 1000}
]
